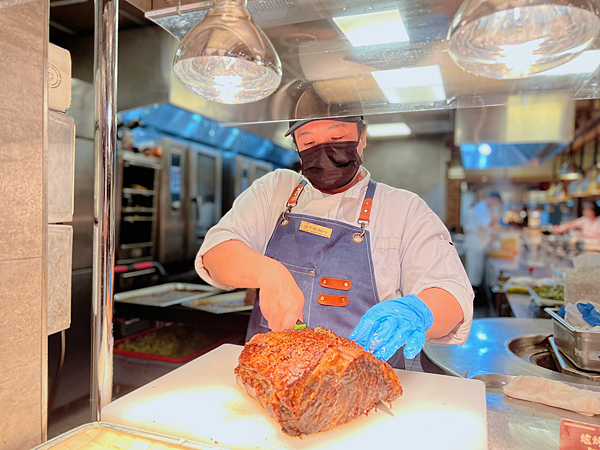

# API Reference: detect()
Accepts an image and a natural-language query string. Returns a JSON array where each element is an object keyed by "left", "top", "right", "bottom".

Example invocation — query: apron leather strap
[
  {"left": 284, "top": 179, "right": 377, "bottom": 236},
  {"left": 286, "top": 180, "right": 308, "bottom": 208},
  {"left": 358, "top": 180, "right": 377, "bottom": 225},
  {"left": 358, "top": 198, "right": 373, "bottom": 223}
]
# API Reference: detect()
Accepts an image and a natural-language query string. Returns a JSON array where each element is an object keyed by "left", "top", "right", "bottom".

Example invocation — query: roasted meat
[{"left": 234, "top": 327, "right": 403, "bottom": 436}]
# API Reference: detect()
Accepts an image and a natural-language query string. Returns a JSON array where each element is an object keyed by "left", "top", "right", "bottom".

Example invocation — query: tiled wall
[
  {"left": 447, "top": 179, "right": 463, "bottom": 232},
  {"left": 0, "top": 0, "right": 48, "bottom": 448}
]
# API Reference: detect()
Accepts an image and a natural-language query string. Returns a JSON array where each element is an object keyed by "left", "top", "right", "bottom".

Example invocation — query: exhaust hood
[
  {"left": 121, "top": 0, "right": 600, "bottom": 125},
  {"left": 455, "top": 91, "right": 574, "bottom": 169}
]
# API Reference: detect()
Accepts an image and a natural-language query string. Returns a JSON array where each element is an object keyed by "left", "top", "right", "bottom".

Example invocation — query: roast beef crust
[{"left": 234, "top": 327, "right": 403, "bottom": 436}]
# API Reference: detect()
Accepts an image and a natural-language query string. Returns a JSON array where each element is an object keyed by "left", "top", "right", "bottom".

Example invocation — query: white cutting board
[{"left": 103, "top": 344, "right": 488, "bottom": 450}]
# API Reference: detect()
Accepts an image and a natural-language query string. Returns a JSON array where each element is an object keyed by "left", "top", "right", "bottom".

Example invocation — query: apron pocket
[
  {"left": 372, "top": 237, "right": 401, "bottom": 299},
  {"left": 259, "top": 262, "right": 316, "bottom": 329}
]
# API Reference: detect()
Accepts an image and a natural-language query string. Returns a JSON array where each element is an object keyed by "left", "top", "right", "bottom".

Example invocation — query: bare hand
[{"left": 258, "top": 261, "right": 304, "bottom": 331}]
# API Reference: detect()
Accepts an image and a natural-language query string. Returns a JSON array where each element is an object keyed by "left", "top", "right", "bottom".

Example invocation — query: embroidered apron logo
[{"left": 299, "top": 221, "right": 333, "bottom": 238}]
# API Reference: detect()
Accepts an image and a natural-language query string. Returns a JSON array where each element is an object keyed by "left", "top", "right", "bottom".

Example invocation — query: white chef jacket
[
  {"left": 574, "top": 216, "right": 600, "bottom": 238},
  {"left": 463, "top": 200, "right": 494, "bottom": 287},
  {"left": 464, "top": 200, "right": 492, "bottom": 237},
  {"left": 196, "top": 167, "right": 474, "bottom": 345}
]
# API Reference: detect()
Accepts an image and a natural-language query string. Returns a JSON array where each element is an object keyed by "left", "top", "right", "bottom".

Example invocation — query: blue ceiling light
[
  {"left": 478, "top": 143, "right": 492, "bottom": 156},
  {"left": 461, "top": 143, "right": 550, "bottom": 169}
]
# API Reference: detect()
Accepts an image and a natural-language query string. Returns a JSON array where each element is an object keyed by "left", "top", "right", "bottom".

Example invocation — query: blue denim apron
[{"left": 246, "top": 179, "right": 406, "bottom": 368}]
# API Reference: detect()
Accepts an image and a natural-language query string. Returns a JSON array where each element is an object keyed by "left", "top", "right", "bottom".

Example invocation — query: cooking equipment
[
  {"left": 186, "top": 143, "right": 223, "bottom": 260},
  {"left": 546, "top": 307, "right": 600, "bottom": 371},
  {"left": 548, "top": 336, "right": 600, "bottom": 382},
  {"left": 114, "top": 283, "right": 221, "bottom": 307},
  {"left": 114, "top": 150, "right": 162, "bottom": 288},
  {"left": 103, "top": 344, "right": 488, "bottom": 450},
  {"left": 222, "top": 154, "right": 273, "bottom": 213},
  {"left": 158, "top": 138, "right": 188, "bottom": 265},
  {"left": 183, "top": 291, "right": 252, "bottom": 314}
]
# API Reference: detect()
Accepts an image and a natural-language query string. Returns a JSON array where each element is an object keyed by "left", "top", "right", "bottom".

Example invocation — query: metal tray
[
  {"left": 546, "top": 307, "right": 600, "bottom": 371},
  {"left": 183, "top": 291, "right": 252, "bottom": 314},
  {"left": 548, "top": 336, "right": 600, "bottom": 382},
  {"left": 33, "top": 422, "right": 221, "bottom": 450},
  {"left": 527, "top": 284, "right": 564, "bottom": 307},
  {"left": 114, "top": 283, "right": 222, "bottom": 307}
]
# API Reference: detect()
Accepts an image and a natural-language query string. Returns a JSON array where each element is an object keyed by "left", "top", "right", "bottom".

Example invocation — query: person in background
[
  {"left": 463, "top": 191, "right": 503, "bottom": 287},
  {"left": 554, "top": 202, "right": 600, "bottom": 239},
  {"left": 195, "top": 116, "right": 474, "bottom": 369}
]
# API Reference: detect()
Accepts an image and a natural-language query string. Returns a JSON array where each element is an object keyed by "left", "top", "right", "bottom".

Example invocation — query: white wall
[{"left": 362, "top": 137, "right": 450, "bottom": 221}]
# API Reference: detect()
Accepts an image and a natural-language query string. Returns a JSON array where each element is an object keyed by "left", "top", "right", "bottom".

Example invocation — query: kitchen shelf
[
  {"left": 545, "top": 196, "right": 573, "bottom": 204},
  {"left": 122, "top": 207, "right": 156, "bottom": 213},
  {"left": 120, "top": 242, "right": 154, "bottom": 250},
  {"left": 116, "top": 256, "right": 153, "bottom": 265},
  {"left": 123, "top": 216, "right": 155, "bottom": 223},
  {"left": 123, "top": 188, "right": 155, "bottom": 196}
]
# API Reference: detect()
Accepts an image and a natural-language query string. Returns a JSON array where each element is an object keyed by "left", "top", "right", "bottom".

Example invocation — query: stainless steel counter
[
  {"left": 485, "top": 248, "right": 572, "bottom": 319},
  {"left": 423, "top": 318, "right": 592, "bottom": 382},
  {"left": 424, "top": 318, "right": 600, "bottom": 449},
  {"left": 485, "top": 250, "right": 573, "bottom": 286}
]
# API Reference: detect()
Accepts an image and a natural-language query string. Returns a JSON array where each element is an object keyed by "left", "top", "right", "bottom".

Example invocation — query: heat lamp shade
[
  {"left": 448, "top": 0, "right": 600, "bottom": 80},
  {"left": 173, "top": 0, "right": 282, "bottom": 104},
  {"left": 559, "top": 161, "right": 581, "bottom": 180}
]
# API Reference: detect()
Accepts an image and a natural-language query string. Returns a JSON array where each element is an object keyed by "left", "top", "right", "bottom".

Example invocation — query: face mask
[{"left": 299, "top": 141, "right": 362, "bottom": 191}]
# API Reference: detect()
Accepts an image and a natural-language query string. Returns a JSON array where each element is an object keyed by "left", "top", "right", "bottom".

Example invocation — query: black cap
[
  {"left": 285, "top": 116, "right": 364, "bottom": 137},
  {"left": 488, "top": 191, "right": 502, "bottom": 201}
]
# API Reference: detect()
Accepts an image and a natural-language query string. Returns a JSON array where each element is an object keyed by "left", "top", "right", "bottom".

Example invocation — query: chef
[
  {"left": 196, "top": 116, "right": 474, "bottom": 368},
  {"left": 554, "top": 201, "right": 600, "bottom": 239},
  {"left": 463, "top": 191, "right": 502, "bottom": 287}
]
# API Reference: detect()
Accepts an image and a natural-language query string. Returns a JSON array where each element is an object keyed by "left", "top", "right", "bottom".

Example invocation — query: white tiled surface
[
  {"left": 48, "top": 111, "right": 75, "bottom": 223},
  {"left": 47, "top": 225, "right": 73, "bottom": 335},
  {"left": 48, "top": 43, "right": 71, "bottom": 112},
  {"left": 0, "top": 259, "right": 44, "bottom": 448},
  {"left": 0, "top": 0, "right": 47, "bottom": 447}
]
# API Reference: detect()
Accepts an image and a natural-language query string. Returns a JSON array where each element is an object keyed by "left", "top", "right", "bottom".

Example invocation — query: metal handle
[
  {"left": 548, "top": 336, "right": 569, "bottom": 374},
  {"left": 196, "top": 195, "right": 203, "bottom": 222},
  {"left": 92, "top": 0, "right": 118, "bottom": 421}
]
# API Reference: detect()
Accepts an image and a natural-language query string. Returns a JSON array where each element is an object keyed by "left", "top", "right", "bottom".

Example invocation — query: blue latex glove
[
  {"left": 349, "top": 295, "right": 434, "bottom": 361},
  {"left": 577, "top": 303, "right": 600, "bottom": 327}
]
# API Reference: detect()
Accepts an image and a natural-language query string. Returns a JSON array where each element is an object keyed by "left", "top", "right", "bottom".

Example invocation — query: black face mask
[{"left": 299, "top": 141, "right": 362, "bottom": 191}]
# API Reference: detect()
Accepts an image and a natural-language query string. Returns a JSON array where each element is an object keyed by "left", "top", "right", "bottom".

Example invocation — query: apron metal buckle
[
  {"left": 280, "top": 205, "right": 292, "bottom": 227},
  {"left": 352, "top": 222, "right": 367, "bottom": 243}
]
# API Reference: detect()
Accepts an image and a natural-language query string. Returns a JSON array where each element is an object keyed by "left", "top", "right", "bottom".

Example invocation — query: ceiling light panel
[
  {"left": 371, "top": 65, "right": 446, "bottom": 104},
  {"left": 333, "top": 10, "right": 409, "bottom": 47},
  {"left": 367, "top": 122, "right": 412, "bottom": 137}
]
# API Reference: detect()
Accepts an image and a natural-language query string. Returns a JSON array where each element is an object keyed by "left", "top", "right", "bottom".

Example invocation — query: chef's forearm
[
  {"left": 557, "top": 220, "right": 579, "bottom": 233},
  {"left": 417, "top": 288, "right": 464, "bottom": 339},
  {"left": 202, "top": 240, "right": 278, "bottom": 288}
]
